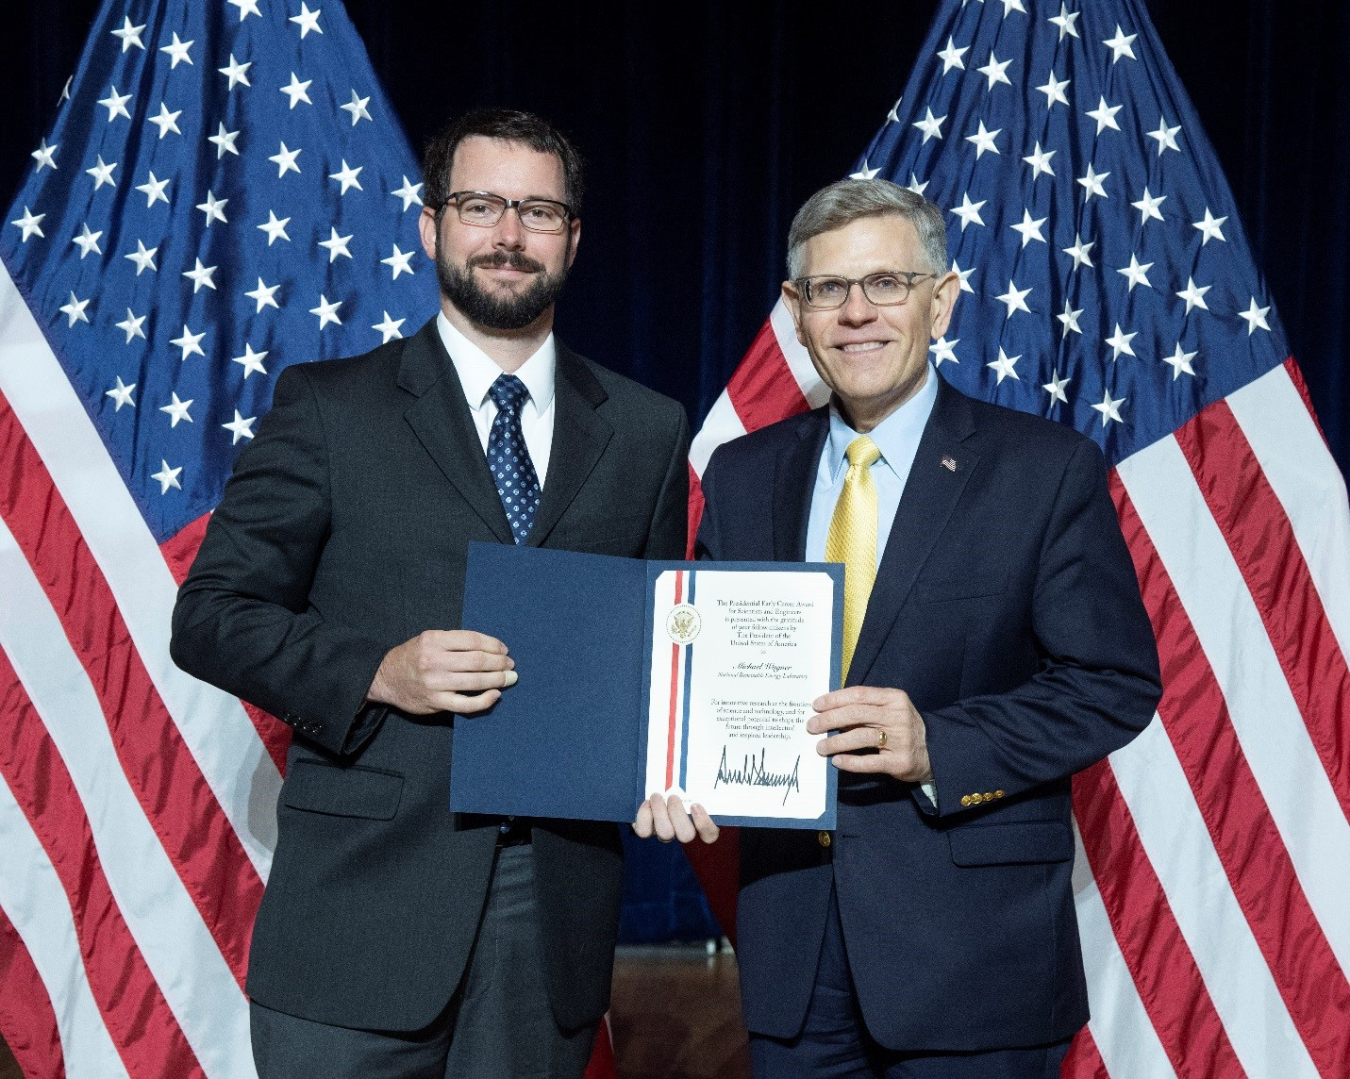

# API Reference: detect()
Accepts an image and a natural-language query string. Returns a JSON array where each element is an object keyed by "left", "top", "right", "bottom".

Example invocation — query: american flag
[
  {"left": 688, "top": 0, "right": 1350, "bottom": 1075},
  {"left": 0, "top": 0, "right": 450, "bottom": 1074}
]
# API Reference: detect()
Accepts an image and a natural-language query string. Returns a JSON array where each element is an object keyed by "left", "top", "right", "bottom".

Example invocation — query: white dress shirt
[{"left": 436, "top": 312, "right": 556, "bottom": 487}]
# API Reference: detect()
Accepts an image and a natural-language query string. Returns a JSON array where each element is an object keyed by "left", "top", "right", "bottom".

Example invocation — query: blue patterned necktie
[{"left": 486, "top": 374, "right": 542, "bottom": 544}]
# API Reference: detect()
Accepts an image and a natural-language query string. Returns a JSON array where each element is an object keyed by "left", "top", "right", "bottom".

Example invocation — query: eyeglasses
[
  {"left": 792, "top": 271, "right": 936, "bottom": 310},
  {"left": 443, "top": 190, "right": 572, "bottom": 234}
]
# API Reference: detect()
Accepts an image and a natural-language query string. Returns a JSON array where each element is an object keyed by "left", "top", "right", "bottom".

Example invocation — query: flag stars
[
  {"left": 72, "top": 223, "right": 103, "bottom": 259},
  {"left": 160, "top": 32, "right": 194, "bottom": 67},
  {"left": 382, "top": 244, "right": 415, "bottom": 278},
  {"left": 1103, "top": 24, "right": 1139, "bottom": 63},
  {"left": 1132, "top": 188, "right": 1166, "bottom": 226},
  {"left": 106, "top": 376, "right": 136, "bottom": 410},
  {"left": 988, "top": 347, "right": 1021, "bottom": 384},
  {"left": 1091, "top": 389, "right": 1126, "bottom": 426},
  {"left": 208, "top": 122, "right": 241, "bottom": 158},
  {"left": 1023, "top": 142, "right": 1055, "bottom": 179},
  {"left": 136, "top": 171, "right": 170, "bottom": 207},
  {"left": 12, "top": 207, "right": 45, "bottom": 241},
  {"left": 1043, "top": 371, "right": 1071, "bottom": 406},
  {"left": 1240, "top": 298, "right": 1272, "bottom": 335},
  {"left": 281, "top": 73, "right": 314, "bottom": 109},
  {"left": 936, "top": 36, "right": 968, "bottom": 74},
  {"left": 905, "top": 174, "right": 929, "bottom": 197},
  {"left": 1105, "top": 323, "right": 1138, "bottom": 359},
  {"left": 97, "top": 85, "right": 132, "bottom": 121},
  {"left": 1058, "top": 299, "right": 1083, "bottom": 335},
  {"left": 59, "top": 292, "right": 91, "bottom": 327},
  {"left": 318, "top": 227, "right": 354, "bottom": 262},
  {"left": 329, "top": 160, "right": 364, "bottom": 194},
  {"left": 1118, "top": 254, "right": 1154, "bottom": 291},
  {"left": 1048, "top": 3, "right": 1080, "bottom": 40},
  {"left": 998, "top": 0, "right": 1027, "bottom": 16},
  {"left": 290, "top": 3, "right": 324, "bottom": 37},
  {"left": 222, "top": 410, "right": 257, "bottom": 444},
  {"left": 1194, "top": 208, "right": 1228, "bottom": 245},
  {"left": 966, "top": 121, "right": 1001, "bottom": 158},
  {"left": 112, "top": 17, "right": 146, "bottom": 51},
  {"left": 1176, "top": 277, "right": 1212, "bottom": 315},
  {"left": 1148, "top": 117, "right": 1182, "bottom": 155},
  {"left": 341, "top": 90, "right": 372, "bottom": 125},
  {"left": 310, "top": 295, "right": 343, "bottom": 329},
  {"left": 160, "top": 392, "right": 194, "bottom": 427},
  {"left": 258, "top": 211, "right": 292, "bottom": 245},
  {"left": 232, "top": 344, "right": 269, "bottom": 378},
  {"left": 392, "top": 176, "right": 423, "bottom": 211},
  {"left": 951, "top": 193, "right": 986, "bottom": 231},
  {"left": 196, "top": 190, "right": 228, "bottom": 226},
  {"left": 182, "top": 258, "right": 218, "bottom": 293},
  {"left": 1010, "top": 209, "right": 1047, "bottom": 247},
  {"left": 246, "top": 277, "right": 281, "bottom": 312},
  {"left": 228, "top": 0, "right": 262, "bottom": 19},
  {"left": 86, "top": 155, "right": 118, "bottom": 189},
  {"left": 170, "top": 324, "right": 206, "bottom": 360},
  {"left": 149, "top": 103, "right": 183, "bottom": 138},
  {"left": 31, "top": 139, "right": 58, "bottom": 171},
  {"left": 219, "top": 54, "right": 252, "bottom": 90},
  {"left": 151, "top": 460, "right": 183, "bottom": 494},
  {"left": 1062, "top": 234, "right": 1094, "bottom": 270},
  {"left": 995, "top": 279, "right": 1032, "bottom": 318},
  {"left": 930, "top": 336, "right": 959, "bottom": 366},
  {"left": 270, "top": 142, "right": 302, "bottom": 177},
  {"left": 1163, "top": 343, "right": 1198, "bottom": 380},
  {"left": 913, "top": 107, "right": 946, "bottom": 143},
  {"left": 1036, "top": 70, "right": 1070, "bottom": 109},
  {"left": 1086, "top": 96, "right": 1123, "bottom": 134},
  {"left": 976, "top": 52, "right": 1013, "bottom": 90},
  {"left": 373, "top": 311, "right": 406, "bottom": 343},
  {"left": 951, "top": 259, "right": 975, "bottom": 293},
  {"left": 115, "top": 309, "right": 146, "bottom": 343},
  {"left": 849, "top": 162, "right": 880, "bottom": 180},
  {"left": 1077, "top": 163, "right": 1110, "bottom": 201}
]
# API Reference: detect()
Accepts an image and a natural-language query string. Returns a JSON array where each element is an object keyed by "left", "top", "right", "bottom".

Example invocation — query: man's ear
[
  {"left": 929, "top": 270, "right": 961, "bottom": 340},
  {"left": 418, "top": 205, "right": 439, "bottom": 260},
  {"left": 565, "top": 215, "right": 581, "bottom": 270},
  {"left": 781, "top": 281, "right": 807, "bottom": 346}
]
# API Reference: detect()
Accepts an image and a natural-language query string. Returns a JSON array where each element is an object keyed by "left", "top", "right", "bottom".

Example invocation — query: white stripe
[
  {"left": 1119, "top": 435, "right": 1350, "bottom": 975},
  {"left": 1075, "top": 878, "right": 1175, "bottom": 1079},
  {"left": 689, "top": 389, "right": 748, "bottom": 475},
  {"left": 0, "top": 772, "right": 131, "bottom": 1079},
  {"left": 768, "top": 300, "right": 829, "bottom": 408},
  {"left": 1108, "top": 718, "right": 1317, "bottom": 1077},
  {"left": 0, "top": 267, "right": 279, "bottom": 875},
  {"left": 0, "top": 519, "right": 257, "bottom": 1079},
  {"left": 1227, "top": 364, "right": 1350, "bottom": 664}
]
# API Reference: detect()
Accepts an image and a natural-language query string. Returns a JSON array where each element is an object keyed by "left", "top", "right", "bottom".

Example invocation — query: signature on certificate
[{"left": 713, "top": 746, "right": 802, "bottom": 805}]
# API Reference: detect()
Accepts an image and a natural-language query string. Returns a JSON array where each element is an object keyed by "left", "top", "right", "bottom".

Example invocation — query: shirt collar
[
  {"left": 822, "top": 364, "right": 940, "bottom": 482},
  {"left": 436, "top": 311, "right": 557, "bottom": 415}
]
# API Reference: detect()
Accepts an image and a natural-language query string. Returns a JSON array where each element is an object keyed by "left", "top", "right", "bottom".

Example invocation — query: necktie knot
[
  {"left": 488, "top": 373, "right": 530, "bottom": 414},
  {"left": 845, "top": 435, "right": 881, "bottom": 471}
]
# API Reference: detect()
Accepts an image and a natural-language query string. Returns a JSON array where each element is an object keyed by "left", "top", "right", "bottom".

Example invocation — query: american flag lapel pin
[{"left": 941, "top": 455, "right": 958, "bottom": 472}]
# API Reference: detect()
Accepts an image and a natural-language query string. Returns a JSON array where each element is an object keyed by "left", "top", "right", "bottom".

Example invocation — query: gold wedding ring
[{"left": 877, "top": 729, "right": 887, "bottom": 750}]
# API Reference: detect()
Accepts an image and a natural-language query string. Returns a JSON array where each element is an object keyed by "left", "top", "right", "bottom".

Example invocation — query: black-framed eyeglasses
[
  {"left": 792, "top": 271, "right": 936, "bottom": 309},
  {"left": 443, "top": 190, "right": 573, "bottom": 234}
]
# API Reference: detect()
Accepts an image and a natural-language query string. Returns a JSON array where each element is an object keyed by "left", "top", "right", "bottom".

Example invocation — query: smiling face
[
  {"left": 418, "top": 135, "right": 581, "bottom": 333},
  {"left": 783, "top": 214, "right": 959, "bottom": 432}
]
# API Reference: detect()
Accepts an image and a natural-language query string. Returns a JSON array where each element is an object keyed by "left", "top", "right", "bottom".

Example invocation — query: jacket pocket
[
  {"left": 282, "top": 760, "right": 404, "bottom": 820},
  {"left": 914, "top": 573, "right": 1009, "bottom": 604},
  {"left": 947, "top": 820, "right": 1073, "bottom": 866}
]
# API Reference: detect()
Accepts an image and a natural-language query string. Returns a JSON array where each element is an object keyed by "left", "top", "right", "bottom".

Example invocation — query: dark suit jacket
[
  {"left": 170, "top": 318, "right": 689, "bottom": 1032},
  {"left": 696, "top": 376, "right": 1160, "bottom": 1052}
]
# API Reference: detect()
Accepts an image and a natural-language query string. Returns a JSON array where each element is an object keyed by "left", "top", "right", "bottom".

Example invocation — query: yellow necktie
[{"left": 826, "top": 435, "right": 881, "bottom": 683}]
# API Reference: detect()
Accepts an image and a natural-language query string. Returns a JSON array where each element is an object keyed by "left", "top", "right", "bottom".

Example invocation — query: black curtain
[{"left": 3, "top": 0, "right": 1346, "bottom": 939}]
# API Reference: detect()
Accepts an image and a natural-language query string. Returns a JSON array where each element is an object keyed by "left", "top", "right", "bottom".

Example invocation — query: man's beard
[{"left": 435, "top": 245, "right": 570, "bottom": 332}]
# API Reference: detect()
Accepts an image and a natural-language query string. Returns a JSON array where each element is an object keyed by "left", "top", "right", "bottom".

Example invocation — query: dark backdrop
[{"left": 3, "top": 0, "right": 1347, "bottom": 940}]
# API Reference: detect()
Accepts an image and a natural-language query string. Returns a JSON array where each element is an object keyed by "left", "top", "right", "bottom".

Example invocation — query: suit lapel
[
  {"left": 526, "top": 344, "right": 612, "bottom": 547},
  {"left": 398, "top": 319, "right": 514, "bottom": 543},
  {"left": 848, "top": 378, "right": 980, "bottom": 686},
  {"left": 773, "top": 409, "right": 829, "bottom": 561}
]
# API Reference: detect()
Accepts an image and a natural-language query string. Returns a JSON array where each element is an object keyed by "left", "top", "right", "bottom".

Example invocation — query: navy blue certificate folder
[{"left": 451, "top": 542, "right": 841, "bottom": 829}]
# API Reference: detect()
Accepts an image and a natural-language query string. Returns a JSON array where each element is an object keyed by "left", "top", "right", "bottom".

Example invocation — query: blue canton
[{"left": 486, "top": 374, "right": 541, "bottom": 544}]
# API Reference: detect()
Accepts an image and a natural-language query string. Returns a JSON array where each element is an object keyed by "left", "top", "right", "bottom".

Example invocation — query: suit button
[
  {"left": 970, "top": 793, "right": 983, "bottom": 804},
  {"left": 984, "top": 792, "right": 994, "bottom": 801},
  {"left": 817, "top": 831, "right": 832, "bottom": 848},
  {"left": 960, "top": 795, "right": 972, "bottom": 807},
  {"left": 995, "top": 790, "right": 1005, "bottom": 799}
]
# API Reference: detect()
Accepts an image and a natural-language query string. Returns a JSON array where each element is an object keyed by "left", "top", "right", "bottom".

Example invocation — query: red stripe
[
  {"left": 0, "top": 902, "right": 65, "bottom": 1079},
  {"left": 1113, "top": 474, "right": 1350, "bottom": 1069},
  {"left": 686, "top": 466, "right": 704, "bottom": 559},
  {"left": 1281, "top": 357, "right": 1331, "bottom": 447},
  {"left": 724, "top": 321, "right": 812, "bottom": 435},
  {"left": 1073, "top": 758, "right": 1243, "bottom": 1076},
  {"left": 1173, "top": 400, "right": 1350, "bottom": 813},
  {"left": 0, "top": 398, "right": 261, "bottom": 987},
  {"left": 0, "top": 659, "right": 206, "bottom": 1078},
  {"left": 665, "top": 572, "right": 684, "bottom": 790},
  {"left": 1060, "top": 1026, "right": 1109, "bottom": 1079}
]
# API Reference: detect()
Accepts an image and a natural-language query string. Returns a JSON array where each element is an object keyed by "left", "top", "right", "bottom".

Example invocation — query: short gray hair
[{"left": 786, "top": 178, "right": 948, "bottom": 279}]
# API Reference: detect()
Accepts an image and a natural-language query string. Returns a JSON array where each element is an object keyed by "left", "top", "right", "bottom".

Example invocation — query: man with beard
[{"left": 170, "top": 109, "right": 690, "bottom": 1078}]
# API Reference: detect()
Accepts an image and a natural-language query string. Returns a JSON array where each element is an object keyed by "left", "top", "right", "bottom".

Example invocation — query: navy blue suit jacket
[{"left": 696, "top": 376, "right": 1161, "bottom": 1052}]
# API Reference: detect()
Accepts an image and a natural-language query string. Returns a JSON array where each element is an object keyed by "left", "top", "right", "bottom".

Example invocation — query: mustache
[{"left": 467, "top": 251, "right": 546, "bottom": 274}]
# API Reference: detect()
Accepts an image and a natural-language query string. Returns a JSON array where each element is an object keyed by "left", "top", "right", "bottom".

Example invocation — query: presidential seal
[{"left": 666, "top": 603, "right": 701, "bottom": 645}]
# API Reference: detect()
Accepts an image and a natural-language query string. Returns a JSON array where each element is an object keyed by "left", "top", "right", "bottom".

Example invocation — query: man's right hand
[{"left": 366, "top": 630, "right": 516, "bottom": 715}]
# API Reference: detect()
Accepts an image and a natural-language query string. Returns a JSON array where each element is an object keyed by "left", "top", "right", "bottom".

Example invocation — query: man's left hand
[{"left": 808, "top": 686, "right": 933, "bottom": 783}]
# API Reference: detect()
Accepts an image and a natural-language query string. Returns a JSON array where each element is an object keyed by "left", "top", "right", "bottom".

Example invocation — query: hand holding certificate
[{"left": 450, "top": 544, "right": 842, "bottom": 829}]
